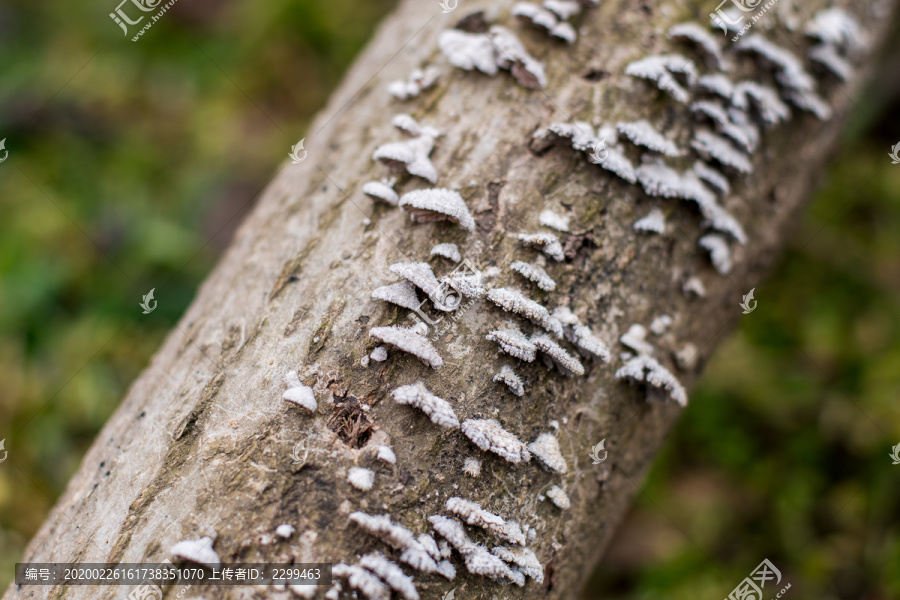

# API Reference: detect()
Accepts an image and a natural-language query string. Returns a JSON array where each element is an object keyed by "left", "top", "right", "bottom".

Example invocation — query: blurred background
[{"left": 0, "top": 0, "right": 898, "bottom": 598}]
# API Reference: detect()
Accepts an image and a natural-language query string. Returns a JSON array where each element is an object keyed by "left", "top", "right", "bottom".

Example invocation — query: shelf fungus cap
[
  {"left": 445, "top": 497, "right": 526, "bottom": 545},
  {"left": 528, "top": 432, "right": 568, "bottom": 473},
  {"left": 461, "top": 418, "right": 531, "bottom": 464},
  {"left": 531, "top": 333, "right": 585, "bottom": 376},
  {"left": 372, "top": 280, "right": 421, "bottom": 311},
  {"left": 615, "top": 354, "right": 688, "bottom": 406},
  {"left": 170, "top": 537, "right": 221, "bottom": 568},
  {"left": 617, "top": 120, "right": 682, "bottom": 157},
  {"left": 283, "top": 370, "right": 317, "bottom": 412},
  {"left": 486, "top": 327, "right": 537, "bottom": 362},
  {"left": 399, "top": 188, "right": 475, "bottom": 232},
  {"left": 362, "top": 180, "right": 399, "bottom": 206},
  {"left": 391, "top": 382, "right": 460, "bottom": 429},
  {"left": 369, "top": 325, "right": 443, "bottom": 368},
  {"left": 430, "top": 242, "right": 462, "bottom": 262}
]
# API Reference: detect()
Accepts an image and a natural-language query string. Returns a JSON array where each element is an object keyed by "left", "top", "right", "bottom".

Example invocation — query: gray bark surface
[{"left": 7, "top": 0, "right": 895, "bottom": 598}]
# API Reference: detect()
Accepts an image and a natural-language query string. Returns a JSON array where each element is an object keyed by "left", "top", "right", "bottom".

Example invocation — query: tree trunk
[{"left": 7, "top": 0, "right": 895, "bottom": 598}]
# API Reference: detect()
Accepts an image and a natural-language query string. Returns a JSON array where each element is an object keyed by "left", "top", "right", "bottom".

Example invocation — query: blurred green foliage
[{"left": 0, "top": 0, "right": 898, "bottom": 598}]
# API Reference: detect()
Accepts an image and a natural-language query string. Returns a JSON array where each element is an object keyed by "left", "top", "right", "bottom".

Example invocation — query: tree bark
[{"left": 7, "top": 0, "right": 896, "bottom": 598}]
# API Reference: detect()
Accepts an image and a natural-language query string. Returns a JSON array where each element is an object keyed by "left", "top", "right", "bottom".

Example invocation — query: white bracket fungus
[
  {"left": 390, "top": 261, "right": 458, "bottom": 311},
  {"left": 486, "top": 327, "right": 537, "bottom": 362},
  {"left": 283, "top": 371, "right": 317, "bottom": 412},
  {"left": 542, "top": 122, "right": 637, "bottom": 183},
  {"left": 491, "top": 546, "right": 544, "bottom": 583},
  {"left": 735, "top": 35, "right": 816, "bottom": 93},
  {"left": 690, "top": 101, "right": 757, "bottom": 152},
  {"left": 391, "top": 382, "right": 460, "bottom": 429},
  {"left": 698, "top": 233, "right": 733, "bottom": 274},
  {"left": 668, "top": 22, "right": 723, "bottom": 67},
  {"left": 516, "top": 232, "right": 565, "bottom": 261},
  {"left": 510, "top": 261, "right": 556, "bottom": 291},
  {"left": 732, "top": 81, "right": 791, "bottom": 127},
  {"left": 617, "top": 121, "right": 681, "bottom": 157},
  {"left": 649, "top": 314, "right": 673, "bottom": 335},
  {"left": 350, "top": 513, "right": 440, "bottom": 574},
  {"left": 624, "top": 54, "right": 698, "bottom": 103},
  {"left": 372, "top": 280, "right": 421, "bottom": 311},
  {"left": 489, "top": 25, "right": 548, "bottom": 89},
  {"left": 545, "top": 485, "right": 571, "bottom": 509},
  {"left": 783, "top": 89, "right": 832, "bottom": 121},
  {"left": 275, "top": 524, "right": 295, "bottom": 539},
  {"left": 620, "top": 324, "right": 654, "bottom": 355},
  {"left": 359, "top": 554, "right": 420, "bottom": 600},
  {"left": 572, "top": 324, "right": 611, "bottom": 362},
  {"left": 373, "top": 135, "right": 438, "bottom": 183},
  {"left": 464, "top": 547, "right": 523, "bottom": 584},
  {"left": 691, "top": 130, "right": 753, "bottom": 174},
  {"left": 376, "top": 445, "right": 397, "bottom": 464},
  {"left": 493, "top": 364, "right": 525, "bottom": 397},
  {"left": 438, "top": 26, "right": 547, "bottom": 89},
  {"left": 615, "top": 355, "right": 689, "bottom": 406},
  {"left": 692, "top": 160, "right": 730, "bottom": 196},
  {"left": 369, "top": 325, "right": 443, "bottom": 368},
  {"left": 462, "top": 457, "right": 482, "bottom": 477},
  {"left": 634, "top": 161, "right": 746, "bottom": 243},
  {"left": 439, "top": 29, "right": 498, "bottom": 75},
  {"left": 399, "top": 188, "right": 475, "bottom": 232},
  {"left": 634, "top": 161, "right": 688, "bottom": 199},
  {"left": 512, "top": 2, "right": 577, "bottom": 43},
  {"left": 696, "top": 73, "right": 735, "bottom": 99},
  {"left": 527, "top": 432, "right": 568, "bottom": 473},
  {"left": 392, "top": 114, "right": 440, "bottom": 138},
  {"left": 428, "top": 515, "right": 475, "bottom": 553},
  {"left": 348, "top": 467, "right": 376, "bottom": 491},
  {"left": 544, "top": 0, "right": 582, "bottom": 19},
  {"left": 388, "top": 66, "right": 441, "bottom": 101},
  {"left": 808, "top": 44, "right": 853, "bottom": 81},
  {"left": 461, "top": 418, "right": 532, "bottom": 464},
  {"left": 362, "top": 179, "right": 399, "bottom": 206},
  {"left": 682, "top": 276, "right": 707, "bottom": 298},
  {"left": 333, "top": 564, "right": 391, "bottom": 600},
  {"left": 430, "top": 242, "right": 461, "bottom": 262},
  {"left": 487, "top": 288, "right": 563, "bottom": 336},
  {"left": 531, "top": 333, "right": 585, "bottom": 376},
  {"left": 538, "top": 209, "right": 570, "bottom": 232},
  {"left": 170, "top": 537, "right": 220, "bottom": 568},
  {"left": 370, "top": 346, "right": 389, "bottom": 362},
  {"left": 445, "top": 497, "right": 526, "bottom": 545},
  {"left": 803, "top": 8, "right": 868, "bottom": 57},
  {"left": 633, "top": 208, "right": 666, "bottom": 234}
]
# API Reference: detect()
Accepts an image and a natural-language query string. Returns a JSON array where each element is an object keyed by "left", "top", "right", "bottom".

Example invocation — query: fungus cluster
[
  {"left": 512, "top": 0, "right": 581, "bottom": 43},
  {"left": 388, "top": 66, "right": 441, "bottom": 101},
  {"left": 439, "top": 25, "right": 547, "bottom": 89}
]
